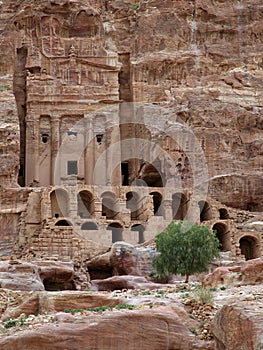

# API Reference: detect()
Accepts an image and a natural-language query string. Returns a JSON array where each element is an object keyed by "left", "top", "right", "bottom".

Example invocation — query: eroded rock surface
[
  {"left": 2, "top": 290, "right": 123, "bottom": 321},
  {"left": 0, "top": 261, "right": 44, "bottom": 291},
  {"left": 212, "top": 302, "right": 263, "bottom": 350},
  {"left": 0, "top": 260, "right": 89, "bottom": 292},
  {"left": 91, "top": 275, "right": 161, "bottom": 291},
  {"left": 0, "top": 305, "right": 213, "bottom": 350},
  {"left": 202, "top": 257, "right": 263, "bottom": 288}
]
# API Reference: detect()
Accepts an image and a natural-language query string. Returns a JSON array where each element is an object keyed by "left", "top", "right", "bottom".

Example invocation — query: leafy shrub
[
  {"left": 141, "top": 291, "right": 151, "bottom": 295},
  {"left": 192, "top": 286, "right": 214, "bottom": 305},
  {"left": 87, "top": 306, "right": 112, "bottom": 313},
  {"left": 4, "top": 319, "right": 17, "bottom": 329},
  {"left": 153, "top": 221, "right": 220, "bottom": 283},
  {"left": 64, "top": 308, "right": 84, "bottom": 314},
  {"left": 115, "top": 304, "right": 135, "bottom": 310}
]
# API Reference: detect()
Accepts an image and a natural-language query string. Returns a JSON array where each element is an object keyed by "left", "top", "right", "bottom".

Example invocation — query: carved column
[
  {"left": 25, "top": 114, "right": 39, "bottom": 186},
  {"left": 51, "top": 115, "right": 60, "bottom": 186},
  {"left": 84, "top": 117, "right": 94, "bottom": 185}
]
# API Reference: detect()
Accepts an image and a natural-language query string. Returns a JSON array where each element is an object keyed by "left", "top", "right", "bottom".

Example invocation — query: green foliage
[
  {"left": 156, "top": 289, "right": 165, "bottom": 295},
  {"left": 141, "top": 291, "right": 151, "bottom": 295},
  {"left": 3, "top": 315, "right": 28, "bottom": 329},
  {"left": 0, "top": 85, "right": 11, "bottom": 91},
  {"left": 129, "top": 2, "right": 140, "bottom": 10},
  {"left": 220, "top": 286, "right": 226, "bottom": 290},
  {"left": 87, "top": 306, "right": 112, "bottom": 313},
  {"left": 153, "top": 221, "right": 220, "bottom": 282},
  {"left": 115, "top": 304, "right": 135, "bottom": 310},
  {"left": 64, "top": 308, "right": 84, "bottom": 314},
  {"left": 192, "top": 285, "right": 214, "bottom": 305},
  {"left": 4, "top": 319, "right": 17, "bottom": 329}
]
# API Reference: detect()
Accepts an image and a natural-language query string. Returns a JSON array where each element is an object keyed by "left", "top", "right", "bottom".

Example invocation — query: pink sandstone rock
[
  {"left": 0, "top": 305, "right": 214, "bottom": 350},
  {"left": 202, "top": 258, "right": 263, "bottom": 288},
  {"left": 212, "top": 303, "right": 263, "bottom": 350}
]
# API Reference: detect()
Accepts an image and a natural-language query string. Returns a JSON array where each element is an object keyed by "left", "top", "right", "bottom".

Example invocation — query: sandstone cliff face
[
  {"left": 0, "top": 0, "right": 262, "bottom": 259},
  {"left": 0, "top": 0, "right": 262, "bottom": 203}
]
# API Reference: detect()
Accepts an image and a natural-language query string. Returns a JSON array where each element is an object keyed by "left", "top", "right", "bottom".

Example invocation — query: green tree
[{"left": 153, "top": 221, "right": 220, "bottom": 283}]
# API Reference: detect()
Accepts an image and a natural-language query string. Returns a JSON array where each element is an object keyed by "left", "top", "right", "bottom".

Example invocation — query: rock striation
[
  {"left": 0, "top": 305, "right": 213, "bottom": 350},
  {"left": 212, "top": 302, "right": 263, "bottom": 350}
]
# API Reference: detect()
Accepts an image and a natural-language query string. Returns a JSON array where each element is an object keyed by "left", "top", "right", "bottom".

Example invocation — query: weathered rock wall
[{"left": 0, "top": 0, "right": 263, "bottom": 258}]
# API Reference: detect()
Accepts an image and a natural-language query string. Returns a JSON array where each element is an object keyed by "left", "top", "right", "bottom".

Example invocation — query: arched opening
[
  {"left": 126, "top": 191, "right": 141, "bottom": 220},
  {"left": 219, "top": 208, "right": 229, "bottom": 220},
  {"left": 199, "top": 201, "right": 212, "bottom": 222},
  {"left": 50, "top": 189, "right": 69, "bottom": 218},
  {"left": 55, "top": 219, "right": 72, "bottom": 227},
  {"left": 131, "top": 224, "right": 145, "bottom": 244},
  {"left": 239, "top": 236, "right": 260, "bottom": 260},
  {"left": 107, "top": 223, "right": 123, "bottom": 243},
  {"left": 77, "top": 191, "right": 94, "bottom": 218},
  {"left": 81, "top": 222, "right": 98, "bottom": 230},
  {"left": 172, "top": 193, "right": 188, "bottom": 220},
  {"left": 43, "top": 278, "right": 76, "bottom": 291},
  {"left": 150, "top": 192, "right": 163, "bottom": 216},
  {"left": 212, "top": 223, "right": 231, "bottom": 251},
  {"left": 139, "top": 160, "right": 164, "bottom": 187},
  {"left": 101, "top": 192, "right": 119, "bottom": 220}
]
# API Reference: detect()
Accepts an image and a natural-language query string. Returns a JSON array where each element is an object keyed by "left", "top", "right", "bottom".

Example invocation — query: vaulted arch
[
  {"left": 55, "top": 219, "right": 72, "bottom": 227},
  {"left": 131, "top": 224, "right": 145, "bottom": 244},
  {"left": 212, "top": 222, "right": 231, "bottom": 251},
  {"left": 77, "top": 190, "right": 94, "bottom": 218},
  {"left": 50, "top": 188, "right": 69, "bottom": 218},
  {"left": 239, "top": 236, "right": 260, "bottom": 260},
  {"left": 101, "top": 192, "right": 119, "bottom": 220},
  {"left": 198, "top": 200, "right": 212, "bottom": 222},
  {"left": 150, "top": 191, "right": 163, "bottom": 216},
  {"left": 107, "top": 223, "right": 123, "bottom": 243},
  {"left": 172, "top": 193, "right": 188, "bottom": 220},
  {"left": 126, "top": 191, "right": 141, "bottom": 220}
]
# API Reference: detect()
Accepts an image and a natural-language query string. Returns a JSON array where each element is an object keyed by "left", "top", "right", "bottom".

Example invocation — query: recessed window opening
[
  {"left": 67, "top": 161, "right": 78, "bottom": 175},
  {"left": 121, "top": 162, "right": 129, "bottom": 185},
  {"left": 68, "top": 131, "right": 77, "bottom": 137}
]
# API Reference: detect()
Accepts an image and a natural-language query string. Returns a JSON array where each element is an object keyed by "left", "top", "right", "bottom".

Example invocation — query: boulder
[
  {"left": 212, "top": 302, "right": 263, "bottom": 350},
  {"left": 202, "top": 258, "right": 263, "bottom": 288},
  {"left": 0, "top": 261, "right": 44, "bottom": 291},
  {"left": 87, "top": 242, "right": 156, "bottom": 279},
  {"left": 240, "top": 257, "right": 263, "bottom": 285},
  {"left": 34, "top": 260, "right": 75, "bottom": 291},
  {"left": 2, "top": 291, "right": 123, "bottom": 320},
  {"left": 201, "top": 266, "right": 238, "bottom": 288},
  {"left": 0, "top": 260, "right": 89, "bottom": 292},
  {"left": 110, "top": 242, "right": 140, "bottom": 275},
  {"left": 91, "top": 275, "right": 164, "bottom": 291},
  {"left": 86, "top": 251, "right": 112, "bottom": 280},
  {"left": 38, "top": 291, "right": 123, "bottom": 314},
  {"left": 0, "top": 306, "right": 214, "bottom": 350}
]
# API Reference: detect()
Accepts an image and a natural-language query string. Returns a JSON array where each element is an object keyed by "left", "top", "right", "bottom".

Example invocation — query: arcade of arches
[{"left": 45, "top": 186, "right": 262, "bottom": 259}]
